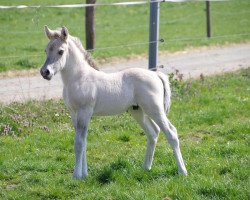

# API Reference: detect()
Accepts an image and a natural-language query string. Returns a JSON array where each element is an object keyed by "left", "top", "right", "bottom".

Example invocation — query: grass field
[
  {"left": 0, "top": 68, "right": 249, "bottom": 199},
  {"left": 0, "top": 0, "right": 250, "bottom": 72}
]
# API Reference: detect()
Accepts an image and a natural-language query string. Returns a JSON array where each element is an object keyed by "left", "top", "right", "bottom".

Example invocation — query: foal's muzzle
[{"left": 40, "top": 67, "right": 53, "bottom": 80}]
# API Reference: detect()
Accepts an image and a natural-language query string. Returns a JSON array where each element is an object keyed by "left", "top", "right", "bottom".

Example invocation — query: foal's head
[{"left": 40, "top": 26, "right": 69, "bottom": 80}]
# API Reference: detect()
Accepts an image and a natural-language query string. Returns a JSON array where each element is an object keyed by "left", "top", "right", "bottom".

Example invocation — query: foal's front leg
[{"left": 73, "top": 108, "right": 92, "bottom": 179}]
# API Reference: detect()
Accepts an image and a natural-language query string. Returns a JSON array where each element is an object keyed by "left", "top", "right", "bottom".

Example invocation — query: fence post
[
  {"left": 148, "top": 0, "right": 160, "bottom": 71},
  {"left": 85, "top": 0, "right": 96, "bottom": 50},
  {"left": 206, "top": 0, "right": 212, "bottom": 38}
]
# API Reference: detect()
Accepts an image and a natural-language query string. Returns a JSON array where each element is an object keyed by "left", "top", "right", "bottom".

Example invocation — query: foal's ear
[
  {"left": 44, "top": 25, "right": 54, "bottom": 40},
  {"left": 61, "top": 26, "right": 69, "bottom": 41}
]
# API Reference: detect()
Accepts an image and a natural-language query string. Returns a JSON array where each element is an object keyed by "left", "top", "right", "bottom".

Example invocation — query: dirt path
[{"left": 0, "top": 43, "right": 249, "bottom": 104}]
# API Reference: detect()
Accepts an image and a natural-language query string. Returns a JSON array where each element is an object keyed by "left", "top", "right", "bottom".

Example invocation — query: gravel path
[{"left": 0, "top": 43, "right": 249, "bottom": 104}]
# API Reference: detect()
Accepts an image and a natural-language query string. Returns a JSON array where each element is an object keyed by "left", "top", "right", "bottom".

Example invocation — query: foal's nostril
[{"left": 44, "top": 69, "right": 50, "bottom": 76}]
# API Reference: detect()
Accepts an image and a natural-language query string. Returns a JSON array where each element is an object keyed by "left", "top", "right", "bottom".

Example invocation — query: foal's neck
[{"left": 60, "top": 40, "right": 90, "bottom": 86}]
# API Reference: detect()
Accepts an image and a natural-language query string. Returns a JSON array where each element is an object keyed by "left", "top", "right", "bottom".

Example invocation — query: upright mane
[{"left": 70, "top": 35, "right": 99, "bottom": 71}]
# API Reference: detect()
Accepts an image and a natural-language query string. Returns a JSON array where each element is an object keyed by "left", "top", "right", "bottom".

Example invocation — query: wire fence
[
  {"left": 0, "top": 0, "right": 250, "bottom": 67},
  {"left": 0, "top": 0, "right": 230, "bottom": 9},
  {"left": 1, "top": 32, "right": 250, "bottom": 61}
]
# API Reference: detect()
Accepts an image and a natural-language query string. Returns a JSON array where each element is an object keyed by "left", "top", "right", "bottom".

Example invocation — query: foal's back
[{"left": 92, "top": 68, "right": 164, "bottom": 116}]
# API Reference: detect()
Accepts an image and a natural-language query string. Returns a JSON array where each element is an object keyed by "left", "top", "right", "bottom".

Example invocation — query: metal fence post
[{"left": 148, "top": 0, "right": 160, "bottom": 71}]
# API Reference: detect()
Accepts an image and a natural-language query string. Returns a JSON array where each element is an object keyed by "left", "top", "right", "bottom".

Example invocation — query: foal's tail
[{"left": 156, "top": 72, "right": 171, "bottom": 114}]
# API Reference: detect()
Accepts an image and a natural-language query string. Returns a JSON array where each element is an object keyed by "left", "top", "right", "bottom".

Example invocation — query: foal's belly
[
  {"left": 93, "top": 98, "right": 133, "bottom": 116},
  {"left": 93, "top": 106, "right": 129, "bottom": 116},
  {"left": 93, "top": 90, "right": 135, "bottom": 116}
]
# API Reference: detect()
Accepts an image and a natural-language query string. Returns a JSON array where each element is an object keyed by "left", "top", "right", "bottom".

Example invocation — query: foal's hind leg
[
  {"left": 130, "top": 108, "right": 160, "bottom": 170},
  {"left": 143, "top": 103, "right": 187, "bottom": 175},
  {"left": 166, "top": 119, "right": 187, "bottom": 175},
  {"left": 153, "top": 113, "right": 187, "bottom": 175}
]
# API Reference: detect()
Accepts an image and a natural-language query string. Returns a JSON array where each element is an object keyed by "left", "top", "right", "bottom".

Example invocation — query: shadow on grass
[{"left": 95, "top": 157, "right": 178, "bottom": 185}]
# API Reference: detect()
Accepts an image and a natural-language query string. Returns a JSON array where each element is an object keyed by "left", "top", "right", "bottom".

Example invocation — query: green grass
[
  {"left": 0, "top": 0, "right": 250, "bottom": 72},
  {"left": 0, "top": 68, "right": 249, "bottom": 199}
]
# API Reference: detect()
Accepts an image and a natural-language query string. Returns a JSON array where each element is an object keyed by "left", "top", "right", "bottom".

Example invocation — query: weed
[
  {"left": 219, "top": 167, "right": 232, "bottom": 175},
  {"left": 1, "top": 124, "right": 13, "bottom": 136},
  {"left": 168, "top": 70, "right": 195, "bottom": 98},
  {"left": 110, "top": 157, "right": 129, "bottom": 171},
  {"left": 97, "top": 166, "right": 114, "bottom": 184},
  {"left": 118, "top": 135, "right": 130, "bottom": 142}
]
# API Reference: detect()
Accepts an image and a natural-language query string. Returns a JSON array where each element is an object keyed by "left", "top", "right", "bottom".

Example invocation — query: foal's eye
[{"left": 58, "top": 50, "right": 64, "bottom": 55}]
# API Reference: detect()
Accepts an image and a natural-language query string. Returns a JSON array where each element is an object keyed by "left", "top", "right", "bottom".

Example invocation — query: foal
[{"left": 40, "top": 26, "right": 187, "bottom": 179}]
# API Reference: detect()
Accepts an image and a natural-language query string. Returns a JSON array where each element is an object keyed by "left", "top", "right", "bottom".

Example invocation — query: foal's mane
[{"left": 70, "top": 35, "right": 99, "bottom": 71}]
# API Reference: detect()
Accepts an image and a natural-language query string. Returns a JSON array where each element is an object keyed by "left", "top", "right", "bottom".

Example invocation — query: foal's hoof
[
  {"left": 73, "top": 174, "right": 88, "bottom": 180},
  {"left": 143, "top": 164, "right": 152, "bottom": 171},
  {"left": 73, "top": 170, "right": 88, "bottom": 180},
  {"left": 178, "top": 169, "right": 188, "bottom": 176}
]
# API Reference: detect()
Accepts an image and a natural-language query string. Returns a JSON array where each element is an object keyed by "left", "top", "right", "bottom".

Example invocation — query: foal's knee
[
  {"left": 160, "top": 123, "right": 180, "bottom": 148},
  {"left": 167, "top": 133, "right": 180, "bottom": 149},
  {"left": 151, "top": 123, "right": 160, "bottom": 136},
  {"left": 159, "top": 119, "right": 180, "bottom": 148},
  {"left": 148, "top": 134, "right": 158, "bottom": 145},
  {"left": 146, "top": 125, "right": 159, "bottom": 144}
]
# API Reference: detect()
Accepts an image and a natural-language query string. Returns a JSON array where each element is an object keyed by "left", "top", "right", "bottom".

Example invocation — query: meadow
[
  {"left": 0, "top": 0, "right": 250, "bottom": 72},
  {"left": 0, "top": 68, "right": 249, "bottom": 199}
]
